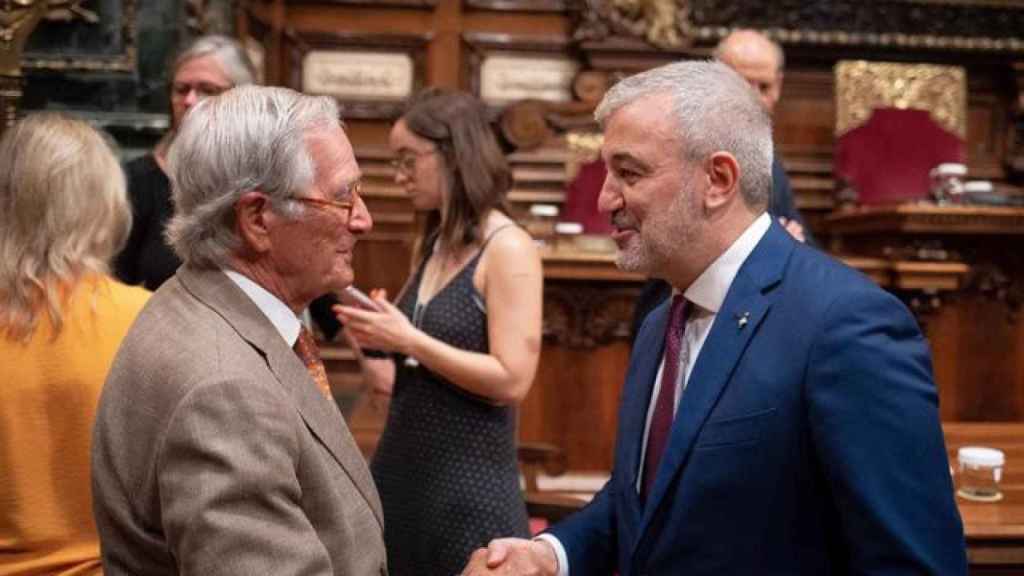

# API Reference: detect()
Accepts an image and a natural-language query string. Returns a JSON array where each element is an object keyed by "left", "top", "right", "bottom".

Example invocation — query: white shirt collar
[
  {"left": 223, "top": 269, "right": 302, "bottom": 347},
  {"left": 683, "top": 212, "right": 771, "bottom": 314}
]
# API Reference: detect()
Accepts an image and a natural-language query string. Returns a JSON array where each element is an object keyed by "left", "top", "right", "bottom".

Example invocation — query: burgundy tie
[
  {"left": 641, "top": 294, "right": 688, "bottom": 500},
  {"left": 294, "top": 326, "right": 333, "bottom": 399}
]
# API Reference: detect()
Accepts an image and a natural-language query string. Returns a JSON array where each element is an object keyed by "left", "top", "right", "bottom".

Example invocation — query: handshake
[{"left": 460, "top": 538, "right": 560, "bottom": 576}]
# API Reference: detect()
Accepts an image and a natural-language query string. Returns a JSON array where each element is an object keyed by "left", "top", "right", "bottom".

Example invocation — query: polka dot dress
[{"left": 371, "top": 227, "right": 529, "bottom": 576}]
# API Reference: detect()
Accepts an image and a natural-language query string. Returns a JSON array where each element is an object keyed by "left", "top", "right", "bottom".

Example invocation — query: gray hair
[
  {"left": 594, "top": 59, "right": 774, "bottom": 210},
  {"left": 0, "top": 112, "right": 130, "bottom": 341},
  {"left": 174, "top": 34, "right": 256, "bottom": 87},
  {"left": 165, "top": 85, "right": 341, "bottom": 269}
]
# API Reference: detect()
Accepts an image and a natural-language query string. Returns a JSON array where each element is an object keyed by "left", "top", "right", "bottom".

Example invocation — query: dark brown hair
[{"left": 402, "top": 88, "right": 511, "bottom": 255}]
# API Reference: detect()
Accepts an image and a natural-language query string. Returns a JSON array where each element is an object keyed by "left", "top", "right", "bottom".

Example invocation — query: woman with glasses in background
[
  {"left": 335, "top": 88, "right": 543, "bottom": 575},
  {"left": 0, "top": 112, "right": 150, "bottom": 576},
  {"left": 114, "top": 35, "right": 255, "bottom": 292}
]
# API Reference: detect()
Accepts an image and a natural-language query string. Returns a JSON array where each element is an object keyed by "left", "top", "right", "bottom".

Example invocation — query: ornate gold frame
[
  {"left": 834, "top": 60, "right": 967, "bottom": 140},
  {"left": 21, "top": 0, "right": 136, "bottom": 72}
]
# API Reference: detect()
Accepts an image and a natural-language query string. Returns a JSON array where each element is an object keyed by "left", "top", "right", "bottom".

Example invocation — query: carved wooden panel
[
  {"left": 284, "top": 30, "right": 430, "bottom": 119},
  {"left": 571, "top": 0, "right": 1024, "bottom": 54},
  {"left": 688, "top": 0, "right": 1024, "bottom": 52},
  {"left": 543, "top": 281, "right": 642, "bottom": 349}
]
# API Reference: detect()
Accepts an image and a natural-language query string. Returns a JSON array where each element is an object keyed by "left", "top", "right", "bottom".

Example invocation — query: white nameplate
[
  {"left": 480, "top": 54, "right": 578, "bottom": 104},
  {"left": 302, "top": 51, "right": 414, "bottom": 101}
]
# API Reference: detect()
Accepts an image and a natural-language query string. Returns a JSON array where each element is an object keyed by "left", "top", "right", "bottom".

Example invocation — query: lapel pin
[{"left": 736, "top": 312, "right": 750, "bottom": 330}]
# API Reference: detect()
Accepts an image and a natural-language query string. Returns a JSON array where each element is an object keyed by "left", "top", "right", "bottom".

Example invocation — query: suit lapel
[
  {"left": 633, "top": 224, "right": 793, "bottom": 549},
  {"left": 264, "top": 341, "right": 385, "bottom": 528},
  {"left": 177, "top": 267, "right": 384, "bottom": 528}
]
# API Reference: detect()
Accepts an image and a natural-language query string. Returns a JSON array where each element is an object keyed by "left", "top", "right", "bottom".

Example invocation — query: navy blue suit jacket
[{"left": 549, "top": 222, "right": 966, "bottom": 575}]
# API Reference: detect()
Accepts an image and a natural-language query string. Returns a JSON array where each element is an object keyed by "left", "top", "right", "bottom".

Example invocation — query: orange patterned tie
[{"left": 294, "top": 326, "right": 332, "bottom": 399}]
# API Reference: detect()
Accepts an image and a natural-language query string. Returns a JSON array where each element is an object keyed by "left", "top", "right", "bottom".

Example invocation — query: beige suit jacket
[{"left": 92, "top": 267, "right": 386, "bottom": 575}]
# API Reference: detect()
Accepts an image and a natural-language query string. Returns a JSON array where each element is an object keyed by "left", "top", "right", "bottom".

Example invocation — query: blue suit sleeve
[
  {"left": 770, "top": 157, "right": 816, "bottom": 246},
  {"left": 806, "top": 285, "right": 967, "bottom": 574},
  {"left": 547, "top": 477, "right": 619, "bottom": 575}
]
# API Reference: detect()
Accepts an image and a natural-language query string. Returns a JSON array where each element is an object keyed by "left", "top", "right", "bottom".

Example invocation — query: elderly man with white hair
[{"left": 92, "top": 85, "right": 385, "bottom": 575}]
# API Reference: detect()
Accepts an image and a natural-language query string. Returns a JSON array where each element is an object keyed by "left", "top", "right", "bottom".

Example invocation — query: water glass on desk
[
  {"left": 957, "top": 446, "right": 1005, "bottom": 502},
  {"left": 525, "top": 204, "right": 559, "bottom": 246},
  {"left": 929, "top": 163, "right": 966, "bottom": 204}
]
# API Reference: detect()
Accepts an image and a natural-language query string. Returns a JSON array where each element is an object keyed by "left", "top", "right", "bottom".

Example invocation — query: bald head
[{"left": 714, "top": 29, "right": 784, "bottom": 114}]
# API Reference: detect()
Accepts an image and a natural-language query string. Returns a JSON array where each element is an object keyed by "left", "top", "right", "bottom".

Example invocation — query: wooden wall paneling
[
  {"left": 775, "top": 68, "right": 836, "bottom": 159},
  {"left": 521, "top": 341, "right": 632, "bottom": 472},
  {"left": 352, "top": 148, "right": 418, "bottom": 298},
  {"left": 964, "top": 65, "right": 1013, "bottom": 181},
  {"left": 772, "top": 67, "right": 839, "bottom": 234},
  {"left": 239, "top": 0, "right": 285, "bottom": 86},
  {"left": 520, "top": 272, "right": 644, "bottom": 472},
  {"left": 237, "top": 5, "right": 273, "bottom": 84},
  {"left": 506, "top": 149, "right": 573, "bottom": 221},
  {"left": 429, "top": 0, "right": 465, "bottom": 89}
]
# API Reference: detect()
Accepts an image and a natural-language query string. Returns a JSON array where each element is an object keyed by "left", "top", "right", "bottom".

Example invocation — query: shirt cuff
[{"left": 534, "top": 534, "right": 569, "bottom": 576}]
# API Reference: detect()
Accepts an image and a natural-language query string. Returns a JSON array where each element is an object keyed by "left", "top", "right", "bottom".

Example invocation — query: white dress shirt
[
  {"left": 538, "top": 212, "right": 771, "bottom": 576},
  {"left": 224, "top": 269, "right": 302, "bottom": 347}
]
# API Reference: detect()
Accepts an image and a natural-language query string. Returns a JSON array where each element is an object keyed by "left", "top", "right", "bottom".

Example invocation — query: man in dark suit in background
[{"left": 463, "top": 60, "right": 966, "bottom": 576}]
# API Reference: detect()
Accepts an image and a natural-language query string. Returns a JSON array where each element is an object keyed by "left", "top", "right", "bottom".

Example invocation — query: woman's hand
[{"left": 333, "top": 290, "right": 419, "bottom": 355}]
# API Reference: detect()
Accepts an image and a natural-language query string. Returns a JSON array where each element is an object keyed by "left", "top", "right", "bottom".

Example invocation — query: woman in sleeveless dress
[{"left": 336, "top": 88, "right": 542, "bottom": 575}]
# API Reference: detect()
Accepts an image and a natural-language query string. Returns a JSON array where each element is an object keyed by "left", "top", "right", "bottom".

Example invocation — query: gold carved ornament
[
  {"left": 834, "top": 60, "right": 967, "bottom": 140},
  {"left": 609, "top": 0, "right": 686, "bottom": 49},
  {"left": 1, "top": 0, "right": 100, "bottom": 76},
  {"left": 1, "top": 0, "right": 45, "bottom": 76},
  {"left": 565, "top": 131, "right": 603, "bottom": 180}
]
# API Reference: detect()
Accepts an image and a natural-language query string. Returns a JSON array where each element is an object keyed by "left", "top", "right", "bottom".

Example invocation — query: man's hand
[
  {"left": 778, "top": 216, "right": 806, "bottom": 243},
  {"left": 461, "top": 538, "right": 558, "bottom": 576}
]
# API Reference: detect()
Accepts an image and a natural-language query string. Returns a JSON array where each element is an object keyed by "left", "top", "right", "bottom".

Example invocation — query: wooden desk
[
  {"left": 945, "top": 422, "right": 1024, "bottom": 574},
  {"left": 525, "top": 423, "right": 1024, "bottom": 573},
  {"left": 827, "top": 204, "right": 1024, "bottom": 422},
  {"left": 520, "top": 246, "right": 645, "bottom": 471}
]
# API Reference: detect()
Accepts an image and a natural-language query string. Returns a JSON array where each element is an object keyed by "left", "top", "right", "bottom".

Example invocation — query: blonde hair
[{"left": 0, "top": 112, "right": 131, "bottom": 341}]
